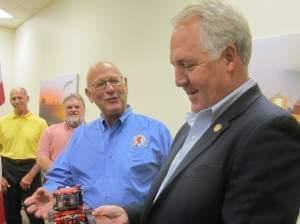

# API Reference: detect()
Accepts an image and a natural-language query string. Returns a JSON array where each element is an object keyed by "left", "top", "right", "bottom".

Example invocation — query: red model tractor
[{"left": 48, "top": 185, "right": 95, "bottom": 224}]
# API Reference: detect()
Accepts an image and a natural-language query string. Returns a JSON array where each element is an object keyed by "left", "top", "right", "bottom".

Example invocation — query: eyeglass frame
[{"left": 90, "top": 76, "right": 125, "bottom": 91}]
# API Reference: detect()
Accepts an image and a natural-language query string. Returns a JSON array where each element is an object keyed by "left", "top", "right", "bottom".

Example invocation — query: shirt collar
[
  {"left": 100, "top": 105, "right": 132, "bottom": 129},
  {"left": 186, "top": 109, "right": 212, "bottom": 127},
  {"left": 185, "top": 78, "right": 256, "bottom": 126},
  {"left": 211, "top": 78, "right": 256, "bottom": 121},
  {"left": 11, "top": 111, "right": 32, "bottom": 119}
]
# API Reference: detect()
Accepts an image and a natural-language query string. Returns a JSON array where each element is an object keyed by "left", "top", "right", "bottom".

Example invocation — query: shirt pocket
[{"left": 130, "top": 148, "right": 159, "bottom": 186}]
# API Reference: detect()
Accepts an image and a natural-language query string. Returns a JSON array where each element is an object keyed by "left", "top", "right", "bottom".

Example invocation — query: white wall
[
  {"left": 0, "top": 27, "right": 14, "bottom": 115},
  {"left": 1, "top": 0, "right": 300, "bottom": 134},
  {"left": 229, "top": 0, "right": 300, "bottom": 38}
]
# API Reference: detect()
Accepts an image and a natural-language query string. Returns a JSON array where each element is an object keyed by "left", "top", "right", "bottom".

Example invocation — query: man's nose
[
  {"left": 175, "top": 68, "right": 188, "bottom": 87},
  {"left": 104, "top": 81, "right": 115, "bottom": 91}
]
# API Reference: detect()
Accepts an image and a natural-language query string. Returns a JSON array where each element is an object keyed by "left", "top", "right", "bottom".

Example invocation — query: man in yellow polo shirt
[{"left": 0, "top": 87, "right": 47, "bottom": 224}]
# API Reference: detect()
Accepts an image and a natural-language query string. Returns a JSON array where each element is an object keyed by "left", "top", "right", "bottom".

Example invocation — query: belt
[{"left": 2, "top": 157, "right": 36, "bottom": 165}]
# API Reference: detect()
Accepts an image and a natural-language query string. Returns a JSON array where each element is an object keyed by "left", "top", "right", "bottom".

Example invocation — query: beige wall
[
  {"left": 0, "top": 27, "right": 14, "bottom": 115},
  {"left": 1, "top": 0, "right": 300, "bottom": 134}
]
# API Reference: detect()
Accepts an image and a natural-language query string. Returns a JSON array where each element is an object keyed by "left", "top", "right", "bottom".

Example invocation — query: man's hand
[
  {"left": 93, "top": 205, "right": 129, "bottom": 224},
  {"left": 0, "top": 177, "right": 11, "bottom": 193},
  {"left": 20, "top": 163, "right": 41, "bottom": 190},
  {"left": 24, "top": 187, "right": 55, "bottom": 219},
  {"left": 20, "top": 174, "right": 33, "bottom": 190}
]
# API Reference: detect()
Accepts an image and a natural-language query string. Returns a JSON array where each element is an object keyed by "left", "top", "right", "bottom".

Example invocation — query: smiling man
[
  {"left": 0, "top": 87, "right": 47, "bottom": 224},
  {"left": 37, "top": 93, "right": 86, "bottom": 172},
  {"left": 24, "top": 61, "right": 172, "bottom": 215},
  {"left": 88, "top": 1, "right": 300, "bottom": 224}
]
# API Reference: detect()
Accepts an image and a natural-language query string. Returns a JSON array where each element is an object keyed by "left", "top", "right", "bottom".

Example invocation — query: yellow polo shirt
[{"left": 0, "top": 112, "right": 48, "bottom": 159}]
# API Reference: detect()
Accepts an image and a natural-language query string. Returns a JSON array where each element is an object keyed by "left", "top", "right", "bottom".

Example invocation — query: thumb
[
  {"left": 93, "top": 205, "right": 125, "bottom": 218},
  {"left": 93, "top": 205, "right": 115, "bottom": 216},
  {"left": 93, "top": 207, "right": 104, "bottom": 216}
]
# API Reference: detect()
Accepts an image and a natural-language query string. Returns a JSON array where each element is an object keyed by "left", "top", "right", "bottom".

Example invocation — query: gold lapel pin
[{"left": 213, "top": 123, "right": 222, "bottom": 133}]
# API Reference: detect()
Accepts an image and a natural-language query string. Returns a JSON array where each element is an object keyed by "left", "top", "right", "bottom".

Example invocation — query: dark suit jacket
[{"left": 126, "top": 84, "right": 300, "bottom": 224}]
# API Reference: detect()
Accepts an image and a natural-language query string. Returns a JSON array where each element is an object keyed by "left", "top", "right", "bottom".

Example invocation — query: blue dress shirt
[{"left": 44, "top": 107, "right": 172, "bottom": 208}]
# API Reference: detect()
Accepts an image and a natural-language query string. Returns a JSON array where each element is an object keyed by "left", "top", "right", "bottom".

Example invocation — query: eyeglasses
[{"left": 91, "top": 76, "right": 124, "bottom": 91}]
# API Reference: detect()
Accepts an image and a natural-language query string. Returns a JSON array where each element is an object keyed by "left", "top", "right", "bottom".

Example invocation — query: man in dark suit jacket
[{"left": 26, "top": 0, "right": 300, "bottom": 223}]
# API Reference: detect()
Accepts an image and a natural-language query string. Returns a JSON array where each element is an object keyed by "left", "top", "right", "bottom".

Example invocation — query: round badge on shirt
[{"left": 132, "top": 135, "right": 147, "bottom": 147}]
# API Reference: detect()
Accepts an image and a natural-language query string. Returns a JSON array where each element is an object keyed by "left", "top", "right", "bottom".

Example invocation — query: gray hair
[
  {"left": 10, "top": 87, "right": 28, "bottom": 97},
  {"left": 172, "top": 0, "right": 252, "bottom": 66},
  {"left": 63, "top": 93, "right": 85, "bottom": 109}
]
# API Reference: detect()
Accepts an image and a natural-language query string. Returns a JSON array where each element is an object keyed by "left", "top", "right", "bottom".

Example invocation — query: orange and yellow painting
[{"left": 39, "top": 74, "right": 79, "bottom": 125}]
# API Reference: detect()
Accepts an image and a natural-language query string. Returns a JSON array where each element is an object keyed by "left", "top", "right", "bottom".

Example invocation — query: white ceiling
[{"left": 0, "top": 0, "right": 53, "bottom": 29}]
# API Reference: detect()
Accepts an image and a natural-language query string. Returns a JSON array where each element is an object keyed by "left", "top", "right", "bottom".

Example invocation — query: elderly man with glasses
[{"left": 24, "top": 61, "right": 172, "bottom": 216}]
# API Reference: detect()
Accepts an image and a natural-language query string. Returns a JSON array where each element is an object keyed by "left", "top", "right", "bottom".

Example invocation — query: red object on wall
[
  {"left": 0, "top": 192, "right": 5, "bottom": 224},
  {"left": 0, "top": 66, "right": 5, "bottom": 106}
]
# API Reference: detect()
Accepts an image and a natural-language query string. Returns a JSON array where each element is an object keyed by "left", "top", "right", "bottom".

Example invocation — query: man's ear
[
  {"left": 222, "top": 44, "right": 237, "bottom": 72},
  {"left": 85, "top": 88, "right": 94, "bottom": 103}
]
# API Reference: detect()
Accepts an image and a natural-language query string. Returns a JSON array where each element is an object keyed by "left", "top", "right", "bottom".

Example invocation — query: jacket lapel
[
  {"left": 141, "top": 123, "right": 190, "bottom": 223},
  {"left": 155, "top": 84, "right": 263, "bottom": 201},
  {"left": 146, "top": 123, "right": 190, "bottom": 203},
  {"left": 163, "top": 120, "right": 229, "bottom": 190}
]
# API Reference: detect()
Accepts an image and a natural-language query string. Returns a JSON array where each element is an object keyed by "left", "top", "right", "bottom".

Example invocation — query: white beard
[{"left": 66, "top": 115, "right": 81, "bottom": 128}]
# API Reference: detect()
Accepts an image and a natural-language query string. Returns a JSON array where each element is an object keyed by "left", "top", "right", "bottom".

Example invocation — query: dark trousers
[
  {"left": 0, "top": 193, "right": 4, "bottom": 224},
  {"left": 2, "top": 157, "right": 44, "bottom": 224}
]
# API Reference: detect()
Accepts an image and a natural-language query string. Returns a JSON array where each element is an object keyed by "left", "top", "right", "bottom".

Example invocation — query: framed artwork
[{"left": 39, "top": 74, "right": 79, "bottom": 125}]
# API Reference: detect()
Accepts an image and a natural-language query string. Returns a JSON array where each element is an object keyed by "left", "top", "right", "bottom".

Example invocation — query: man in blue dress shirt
[{"left": 24, "top": 61, "right": 172, "bottom": 213}]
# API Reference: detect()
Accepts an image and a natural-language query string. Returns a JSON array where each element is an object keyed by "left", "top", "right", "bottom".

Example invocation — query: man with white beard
[{"left": 37, "top": 93, "right": 85, "bottom": 172}]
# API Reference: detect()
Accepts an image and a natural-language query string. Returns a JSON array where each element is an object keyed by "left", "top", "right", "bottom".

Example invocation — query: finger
[
  {"left": 93, "top": 205, "right": 117, "bottom": 217},
  {"left": 24, "top": 195, "right": 34, "bottom": 206},
  {"left": 36, "top": 187, "right": 47, "bottom": 196},
  {"left": 2, "top": 181, "right": 11, "bottom": 188},
  {"left": 21, "top": 185, "right": 27, "bottom": 190},
  {"left": 34, "top": 209, "right": 43, "bottom": 219},
  {"left": 20, "top": 185, "right": 29, "bottom": 191},
  {"left": 92, "top": 207, "right": 104, "bottom": 216},
  {"left": 26, "top": 204, "right": 37, "bottom": 214},
  {"left": 35, "top": 208, "right": 49, "bottom": 219}
]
